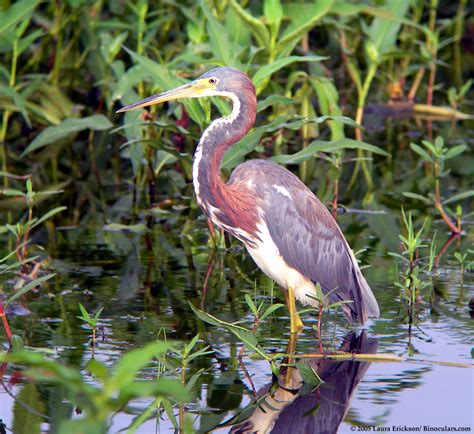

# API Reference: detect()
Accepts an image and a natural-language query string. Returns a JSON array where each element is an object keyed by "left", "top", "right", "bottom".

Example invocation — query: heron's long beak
[{"left": 116, "top": 80, "right": 212, "bottom": 113}]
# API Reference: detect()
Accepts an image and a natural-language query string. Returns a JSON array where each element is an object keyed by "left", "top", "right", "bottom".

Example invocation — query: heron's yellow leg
[
  {"left": 287, "top": 286, "right": 303, "bottom": 333},
  {"left": 283, "top": 332, "right": 299, "bottom": 385}
]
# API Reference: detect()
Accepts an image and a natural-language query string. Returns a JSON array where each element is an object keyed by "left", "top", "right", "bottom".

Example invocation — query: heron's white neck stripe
[{"left": 192, "top": 91, "right": 241, "bottom": 207}]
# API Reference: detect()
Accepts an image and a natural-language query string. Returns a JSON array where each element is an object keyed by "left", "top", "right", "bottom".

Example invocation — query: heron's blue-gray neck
[{"left": 192, "top": 90, "right": 256, "bottom": 215}]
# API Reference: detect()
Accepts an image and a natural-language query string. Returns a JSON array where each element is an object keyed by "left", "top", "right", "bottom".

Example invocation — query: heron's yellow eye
[{"left": 208, "top": 78, "right": 217, "bottom": 85}]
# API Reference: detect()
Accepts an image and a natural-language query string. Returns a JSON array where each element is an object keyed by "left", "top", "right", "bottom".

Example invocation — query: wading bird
[{"left": 117, "top": 67, "right": 380, "bottom": 333}]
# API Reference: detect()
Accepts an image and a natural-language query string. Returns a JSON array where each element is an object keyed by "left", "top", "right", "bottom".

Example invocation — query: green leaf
[
  {"left": 183, "top": 334, "right": 200, "bottom": 358},
  {"left": 442, "top": 190, "right": 474, "bottom": 205},
  {"left": 0, "top": 83, "right": 31, "bottom": 127},
  {"left": 93, "top": 307, "right": 104, "bottom": 322},
  {"left": 410, "top": 143, "right": 433, "bottom": 163},
  {"left": 444, "top": 144, "right": 467, "bottom": 160},
  {"left": 310, "top": 76, "right": 344, "bottom": 140},
  {"left": 252, "top": 55, "right": 328, "bottom": 91},
  {"left": 264, "top": 0, "right": 283, "bottom": 26},
  {"left": 21, "top": 115, "right": 112, "bottom": 157},
  {"left": 17, "top": 28, "right": 44, "bottom": 56},
  {"left": 7, "top": 273, "right": 56, "bottom": 304},
  {"left": 271, "top": 138, "right": 389, "bottom": 165},
  {"left": 201, "top": 3, "right": 238, "bottom": 67},
  {"left": 0, "top": 188, "right": 25, "bottom": 197},
  {"left": 189, "top": 303, "right": 270, "bottom": 360},
  {"left": 421, "top": 140, "right": 436, "bottom": 154},
  {"left": 278, "top": 0, "right": 333, "bottom": 56},
  {"left": 245, "top": 294, "right": 258, "bottom": 316},
  {"left": 87, "top": 358, "right": 109, "bottom": 382},
  {"left": 228, "top": 0, "right": 271, "bottom": 48},
  {"left": 331, "top": 2, "right": 394, "bottom": 18},
  {"left": 264, "top": 0, "right": 283, "bottom": 37},
  {"left": 402, "top": 192, "right": 432, "bottom": 204},
  {"left": 30, "top": 206, "right": 66, "bottom": 229},
  {"left": 58, "top": 420, "right": 106, "bottom": 434},
  {"left": 366, "top": 0, "right": 410, "bottom": 58},
  {"left": 387, "top": 252, "right": 409, "bottom": 262},
  {"left": 0, "top": 0, "right": 39, "bottom": 36},
  {"left": 185, "top": 368, "right": 205, "bottom": 392},
  {"left": 111, "top": 64, "right": 150, "bottom": 101},
  {"left": 260, "top": 303, "right": 285, "bottom": 321},
  {"left": 222, "top": 115, "right": 360, "bottom": 169},
  {"left": 295, "top": 362, "right": 324, "bottom": 388},
  {"left": 78, "top": 303, "right": 92, "bottom": 324},
  {"left": 257, "top": 95, "right": 295, "bottom": 112},
  {"left": 117, "top": 378, "right": 189, "bottom": 405},
  {"left": 108, "top": 341, "right": 173, "bottom": 391},
  {"left": 162, "top": 398, "right": 179, "bottom": 429}
]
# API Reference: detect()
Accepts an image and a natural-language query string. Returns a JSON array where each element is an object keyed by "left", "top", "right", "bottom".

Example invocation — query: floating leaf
[{"left": 21, "top": 115, "right": 113, "bottom": 157}]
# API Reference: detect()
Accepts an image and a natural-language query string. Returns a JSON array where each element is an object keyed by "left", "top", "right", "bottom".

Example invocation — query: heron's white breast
[{"left": 245, "top": 220, "right": 317, "bottom": 306}]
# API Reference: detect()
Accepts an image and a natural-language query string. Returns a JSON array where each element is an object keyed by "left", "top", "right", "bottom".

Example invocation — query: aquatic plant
[
  {"left": 77, "top": 303, "right": 104, "bottom": 349},
  {"left": 0, "top": 176, "right": 65, "bottom": 346},
  {"left": 404, "top": 136, "right": 472, "bottom": 234},
  {"left": 388, "top": 209, "right": 438, "bottom": 328},
  {"left": 0, "top": 341, "right": 189, "bottom": 433}
]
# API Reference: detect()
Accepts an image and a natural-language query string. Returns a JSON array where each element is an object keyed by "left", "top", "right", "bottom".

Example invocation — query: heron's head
[{"left": 116, "top": 66, "right": 255, "bottom": 113}]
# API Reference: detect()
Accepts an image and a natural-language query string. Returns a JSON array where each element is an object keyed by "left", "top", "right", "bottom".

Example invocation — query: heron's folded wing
[{"left": 262, "top": 182, "right": 366, "bottom": 322}]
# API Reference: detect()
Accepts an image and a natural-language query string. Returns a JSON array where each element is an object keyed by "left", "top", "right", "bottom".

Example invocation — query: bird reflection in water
[{"left": 222, "top": 331, "right": 378, "bottom": 434}]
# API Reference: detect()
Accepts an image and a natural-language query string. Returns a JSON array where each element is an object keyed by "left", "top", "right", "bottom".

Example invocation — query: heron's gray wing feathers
[
  {"left": 265, "top": 187, "right": 363, "bottom": 320},
  {"left": 229, "top": 160, "right": 379, "bottom": 323},
  {"left": 233, "top": 160, "right": 379, "bottom": 323}
]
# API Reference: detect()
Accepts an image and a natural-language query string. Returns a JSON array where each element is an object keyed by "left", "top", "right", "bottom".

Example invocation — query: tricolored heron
[{"left": 117, "top": 67, "right": 380, "bottom": 333}]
